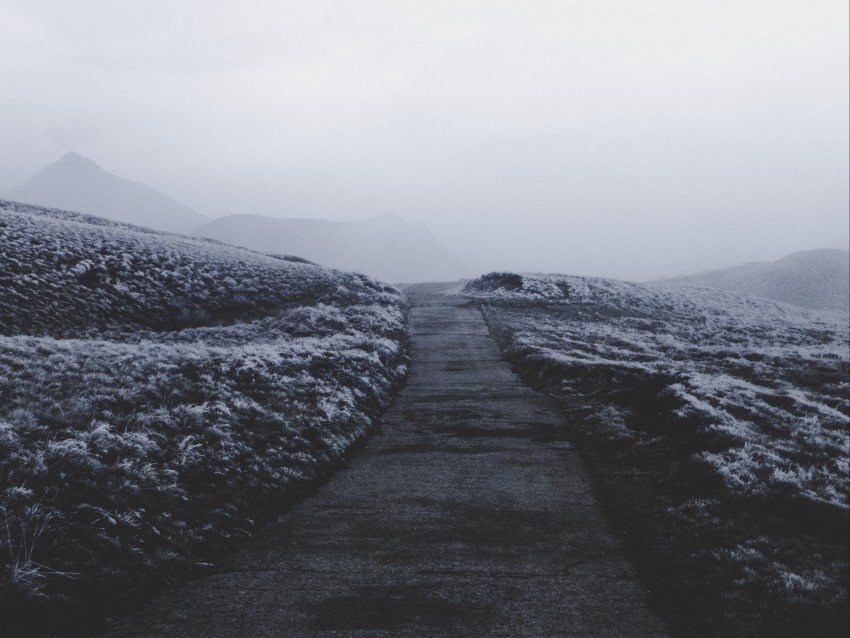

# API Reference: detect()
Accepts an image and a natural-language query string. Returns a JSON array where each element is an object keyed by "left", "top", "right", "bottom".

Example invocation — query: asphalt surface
[{"left": 103, "top": 284, "right": 667, "bottom": 637}]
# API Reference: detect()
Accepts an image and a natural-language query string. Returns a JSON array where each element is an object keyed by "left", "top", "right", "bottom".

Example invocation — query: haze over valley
[
  {"left": 2, "top": 152, "right": 469, "bottom": 283},
  {"left": 1, "top": 1, "right": 847, "bottom": 281},
  {"left": 1, "top": 2, "right": 848, "bottom": 637},
  {"left": 4, "top": 149, "right": 847, "bottom": 296}
]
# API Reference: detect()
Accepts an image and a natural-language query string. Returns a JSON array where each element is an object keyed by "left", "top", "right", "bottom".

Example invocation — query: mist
[{"left": 1, "top": 0, "right": 847, "bottom": 280}]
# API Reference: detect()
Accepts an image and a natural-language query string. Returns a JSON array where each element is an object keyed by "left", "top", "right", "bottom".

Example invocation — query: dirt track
[{"left": 103, "top": 284, "right": 666, "bottom": 637}]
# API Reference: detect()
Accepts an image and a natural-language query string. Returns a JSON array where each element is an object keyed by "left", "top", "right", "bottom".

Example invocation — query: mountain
[
  {"left": 4, "top": 152, "right": 209, "bottom": 234},
  {"left": 658, "top": 249, "right": 850, "bottom": 312},
  {"left": 194, "top": 212, "right": 469, "bottom": 283}
]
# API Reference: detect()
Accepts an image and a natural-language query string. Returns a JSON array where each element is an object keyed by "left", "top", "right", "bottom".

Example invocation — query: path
[{"left": 104, "top": 284, "right": 667, "bottom": 637}]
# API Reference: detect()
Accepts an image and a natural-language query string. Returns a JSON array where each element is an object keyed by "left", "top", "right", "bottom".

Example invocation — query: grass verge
[{"left": 467, "top": 272, "right": 849, "bottom": 637}]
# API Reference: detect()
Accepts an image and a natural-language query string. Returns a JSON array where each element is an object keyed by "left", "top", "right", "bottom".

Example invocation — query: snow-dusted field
[
  {"left": 0, "top": 201, "right": 407, "bottom": 623},
  {"left": 465, "top": 272, "right": 849, "bottom": 635}
]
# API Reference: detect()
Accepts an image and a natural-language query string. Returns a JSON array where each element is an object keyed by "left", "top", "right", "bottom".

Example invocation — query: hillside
[
  {"left": 464, "top": 272, "right": 849, "bottom": 637},
  {"left": 0, "top": 200, "right": 407, "bottom": 634},
  {"left": 195, "top": 212, "right": 468, "bottom": 283},
  {"left": 4, "top": 153, "right": 209, "bottom": 234},
  {"left": 660, "top": 249, "right": 850, "bottom": 312},
  {"left": 0, "top": 199, "right": 325, "bottom": 338}
]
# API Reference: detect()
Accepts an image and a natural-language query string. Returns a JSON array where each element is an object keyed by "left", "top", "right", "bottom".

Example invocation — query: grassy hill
[
  {"left": 0, "top": 200, "right": 338, "bottom": 338},
  {"left": 465, "top": 272, "right": 849, "bottom": 637},
  {"left": 0, "top": 199, "right": 408, "bottom": 633}
]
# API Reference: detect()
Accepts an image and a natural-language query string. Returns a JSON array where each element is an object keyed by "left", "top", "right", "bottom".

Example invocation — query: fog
[{"left": 1, "top": 0, "right": 847, "bottom": 280}]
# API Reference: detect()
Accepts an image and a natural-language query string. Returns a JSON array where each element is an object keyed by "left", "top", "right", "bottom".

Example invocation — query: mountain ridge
[
  {"left": 195, "top": 212, "right": 469, "bottom": 283},
  {"left": 4, "top": 152, "right": 209, "bottom": 234},
  {"left": 656, "top": 248, "right": 849, "bottom": 312}
]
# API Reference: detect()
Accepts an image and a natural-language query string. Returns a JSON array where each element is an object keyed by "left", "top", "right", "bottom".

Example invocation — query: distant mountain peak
[
  {"left": 60, "top": 150, "right": 86, "bottom": 161},
  {"left": 51, "top": 151, "right": 100, "bottom": 170},
  {"left": 4, "top": 153, "right": 208, "bottom": 234}
]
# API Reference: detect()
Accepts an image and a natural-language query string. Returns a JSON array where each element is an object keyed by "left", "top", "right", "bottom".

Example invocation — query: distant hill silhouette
[
  {"left": 659, "top": 249, "right": 849, "bottom": 312},
  {"left": 195, "top": 212, "right": 468, "bottom": 283},
  {"left": 4, "top": 152, "right": 208, "bottom": 234}
]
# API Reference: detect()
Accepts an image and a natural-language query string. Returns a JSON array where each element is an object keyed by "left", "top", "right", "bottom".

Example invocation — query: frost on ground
[
  {"left": 465, "top": 271, "right": 849, "bottom": 636},
  {"left": 0, "top": 200, "right": 407, "bottom": 623}
]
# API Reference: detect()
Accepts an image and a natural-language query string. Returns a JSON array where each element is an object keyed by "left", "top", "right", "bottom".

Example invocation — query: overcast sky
[{"left": 1, "top": 0, "right": 847, "bottom": 279}]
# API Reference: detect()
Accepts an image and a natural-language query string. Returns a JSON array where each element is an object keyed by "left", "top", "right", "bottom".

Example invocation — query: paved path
[{"left": 104, "top": 285, "right": 666, "bottom": 637}]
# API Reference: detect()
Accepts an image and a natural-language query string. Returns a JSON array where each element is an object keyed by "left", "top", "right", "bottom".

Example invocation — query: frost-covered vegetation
[
  {"left": 465, "top": 272, "right": 849, "bottom": 637},
  {"left": 0, "top": 200, "right": 407, "bottom": 627}
]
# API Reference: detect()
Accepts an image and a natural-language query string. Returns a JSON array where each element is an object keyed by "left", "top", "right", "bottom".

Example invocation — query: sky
[{"left": 1, "top": 0, "right": 848, "bottom": 279}]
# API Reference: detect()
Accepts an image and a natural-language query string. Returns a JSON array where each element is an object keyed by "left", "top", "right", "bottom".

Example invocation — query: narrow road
[{"left": 104, "top": 284, "right": 666, "bottom": 637}]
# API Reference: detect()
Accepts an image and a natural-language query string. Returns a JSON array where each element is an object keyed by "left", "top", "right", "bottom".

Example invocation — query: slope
[
  {"left": 4, "top": 152, "right": 209, "bottom": 234},
  {"left": 659, "top": 249, "right": 850, "bottom": 312},
  {"left": 0, "top": 199, "right": 407, "bottom": 635},
  {"left": 464, "top": 272, "right": 849, "bottom": 637}
]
